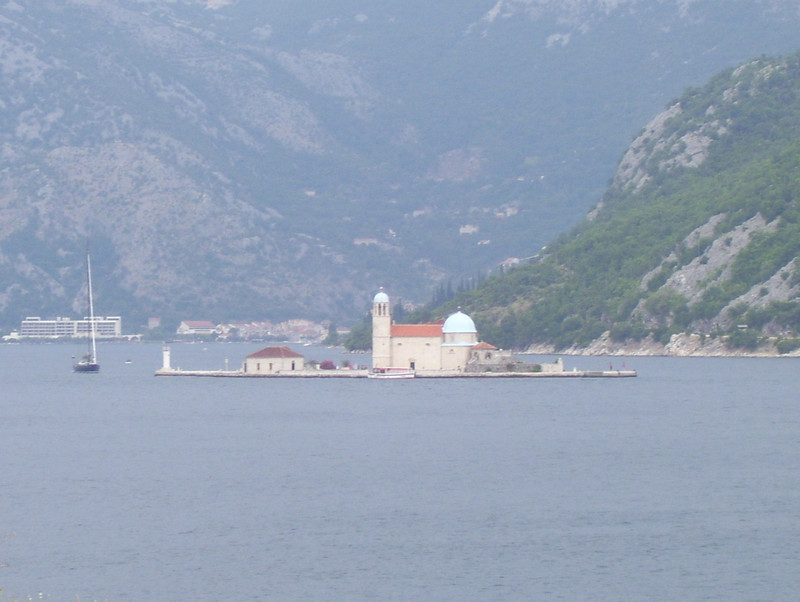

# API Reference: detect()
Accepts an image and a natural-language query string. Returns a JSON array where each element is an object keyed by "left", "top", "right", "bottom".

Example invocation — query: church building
[{"left": 372, "top": 288, "right": 508, "bottom": 372}]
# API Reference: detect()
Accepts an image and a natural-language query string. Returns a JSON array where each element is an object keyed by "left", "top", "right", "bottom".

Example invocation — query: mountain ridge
[
  {"left": 434, "top": 52, "right": 800, "bottom": 355},
  {"left": 3, "top": 1, "right": 800, "bottom": 331}
]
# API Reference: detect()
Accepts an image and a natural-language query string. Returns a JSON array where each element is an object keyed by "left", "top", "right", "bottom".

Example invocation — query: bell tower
[{"left": 372, "top": 288, "right": 391, "bottom": 369}]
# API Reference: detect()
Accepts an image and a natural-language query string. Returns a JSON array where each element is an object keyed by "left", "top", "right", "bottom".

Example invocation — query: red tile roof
[
  {"left": 246, "top": 346, "right": 304, "bottom": 359},
  {"left": 391, "top": 323, "right": 442, "bottom": 338},
  {"left": 182, "top": 320, "right": 216, "bottom": 328},
  {"left": 472, "top": 342, "right": 497, "bottom": 350}
]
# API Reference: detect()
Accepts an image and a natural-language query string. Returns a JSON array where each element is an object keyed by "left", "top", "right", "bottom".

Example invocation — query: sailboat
[{"left": 73, "top": 251, "right": 100, "bottom": 373}]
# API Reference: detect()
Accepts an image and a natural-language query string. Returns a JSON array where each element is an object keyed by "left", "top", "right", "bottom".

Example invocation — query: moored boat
[
  {"left": 367, "top": 367, "right": 415, "bottom": 379},
  {"left": 73, "top": 250, "right": 100, "bottom": 373}
]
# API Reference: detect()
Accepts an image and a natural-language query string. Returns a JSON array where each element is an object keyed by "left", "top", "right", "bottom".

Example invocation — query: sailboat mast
[{"left": 86, "top": 252, "right": 97, "bottom": 361}]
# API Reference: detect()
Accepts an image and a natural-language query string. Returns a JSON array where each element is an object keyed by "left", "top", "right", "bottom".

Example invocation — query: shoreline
[
  {"left": 154, "top": 368, "right": 638, "bottom": 379},
  {"left": 3, "top": 334, "right": 799, "bottom": 358},
  {"left": 523, "top": 332, "right": 800, "bottom": 358}
]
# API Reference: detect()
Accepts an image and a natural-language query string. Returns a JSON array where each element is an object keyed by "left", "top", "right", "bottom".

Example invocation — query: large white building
[
  {"left": 176, "top": 320, "right": 218, "bottom": 336},
  {"left": 20, "top": 316, "right": 122, "bottom": 338},
  {"left": 372, "top": 289, "right": 512, "bottom": 372}
]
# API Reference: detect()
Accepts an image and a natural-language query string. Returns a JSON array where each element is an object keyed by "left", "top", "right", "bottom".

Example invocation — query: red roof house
[
  {"left": 243, "top": 346, "right": 305, "bottom": 374},
  {"left": 176, "top": 320, "right": 217, "bottom": 335}
]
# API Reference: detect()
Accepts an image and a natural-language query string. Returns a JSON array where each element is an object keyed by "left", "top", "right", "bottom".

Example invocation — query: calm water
[{"left": 1, "top": 343, "right": 798, "bottom": 601}]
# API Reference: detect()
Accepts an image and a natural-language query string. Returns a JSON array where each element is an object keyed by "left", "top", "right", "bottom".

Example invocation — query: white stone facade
[{"left": 371, "top": 290, "right": 478, "bottom": 371}]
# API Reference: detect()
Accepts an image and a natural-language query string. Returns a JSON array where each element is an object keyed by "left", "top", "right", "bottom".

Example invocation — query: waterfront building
[
  {"left": 176, "top": 320, "right": 218, "bottom": 336},
  {"left": 243, "top": 346, "right": 305, "bottom": 374},
  {"left": 371, "top": 289, "right": 517, "bottom": 372},
  {"left": 20, "top": 316, "right": 122, "bottom": 338}
]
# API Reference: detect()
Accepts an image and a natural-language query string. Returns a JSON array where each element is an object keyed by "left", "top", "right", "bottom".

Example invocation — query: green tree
[{"left": 343, "top": 317, "right": 372, "bottom": 351}]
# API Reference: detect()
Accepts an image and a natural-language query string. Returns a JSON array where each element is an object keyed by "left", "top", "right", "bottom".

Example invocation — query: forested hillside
[{"left": 421, "top": 53, "right": 800, "bottom": 354}]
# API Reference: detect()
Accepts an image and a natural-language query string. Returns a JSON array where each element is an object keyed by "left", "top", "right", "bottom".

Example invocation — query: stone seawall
[
  {"left": 155, "top": 368, "right": 637, "bottom": 379},
  {"left": 155, "top": 369, "right": 368, "bottom": 378}
]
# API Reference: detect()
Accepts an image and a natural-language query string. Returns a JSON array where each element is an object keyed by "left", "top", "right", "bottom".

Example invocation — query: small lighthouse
[{"left": 161, "top": 345, "right": 172, "bottom": 371}]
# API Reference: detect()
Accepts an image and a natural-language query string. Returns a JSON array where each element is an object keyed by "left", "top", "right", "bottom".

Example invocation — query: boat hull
[
  {"left": 368, "top": 368, "right": 415, "bottom": 379},
  {"left": 74, "top": 361, "right": 100, "bottom": 373}
]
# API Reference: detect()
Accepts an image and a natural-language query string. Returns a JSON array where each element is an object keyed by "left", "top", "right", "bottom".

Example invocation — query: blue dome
[
  {"left": 373, "top": 289, "right": 389, "bottom": 303},
  {"left": 442, "top": 310, "right": 476, "bottom": 334}
]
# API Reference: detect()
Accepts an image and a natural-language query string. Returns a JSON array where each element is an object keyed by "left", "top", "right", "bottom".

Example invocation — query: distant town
[
  {"left": 175, "top": 318, "right": 344, "bottom": 343},
  {"left": 2, "top": 315, "right": 344, "bottom": 344}
]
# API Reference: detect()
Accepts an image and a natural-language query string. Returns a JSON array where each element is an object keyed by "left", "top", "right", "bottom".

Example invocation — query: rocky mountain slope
[
  {"left": 439, "top": 52, "right": 800, "bottom": 355},
  {"left": 2, "top": 1, "right": 800, "bottom": 331}
]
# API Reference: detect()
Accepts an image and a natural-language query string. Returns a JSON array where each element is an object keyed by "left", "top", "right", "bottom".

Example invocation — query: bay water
[{"left": 1, "top": 343, "right": 798, "bottom": 600}]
